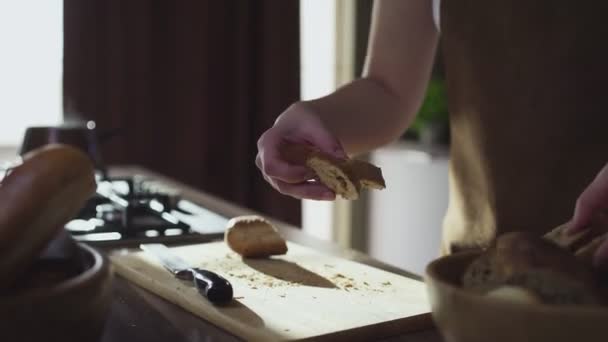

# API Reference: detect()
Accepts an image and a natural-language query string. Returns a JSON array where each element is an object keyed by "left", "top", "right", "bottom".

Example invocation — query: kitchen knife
[{"left": 140, "top": 243, "right": 233, "bottom": 304}]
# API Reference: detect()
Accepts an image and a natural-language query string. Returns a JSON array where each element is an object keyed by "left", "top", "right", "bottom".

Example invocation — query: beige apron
[{"left": 439, "top": 0, "right": 608, "bottom": 254}]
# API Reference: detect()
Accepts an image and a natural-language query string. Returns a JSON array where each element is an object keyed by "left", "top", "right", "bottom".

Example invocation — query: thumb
[
  {"left": 569, "top": 164, "right": 608, "bottom": 234},
  {"left": 570, "top": 198, "right": 595, "bottom": 233},
  {"left": 299, "top": 121, "right": 347, "bottom": 159}
]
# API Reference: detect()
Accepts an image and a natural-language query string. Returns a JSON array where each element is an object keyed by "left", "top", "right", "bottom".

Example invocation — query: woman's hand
[
  {"left": 255, "top": 102, "right": 346, "bottom": 201},
  {"left": 256, "top": 1, "right": 439, "bottom": 201},
  {"left": 569, "top": 163, "right": 608, "bottom": 268}
]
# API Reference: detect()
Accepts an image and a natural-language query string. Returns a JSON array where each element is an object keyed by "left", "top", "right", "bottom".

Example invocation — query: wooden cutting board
[{"left": 110, "top": 241, "right": 432, "bottom": 341}]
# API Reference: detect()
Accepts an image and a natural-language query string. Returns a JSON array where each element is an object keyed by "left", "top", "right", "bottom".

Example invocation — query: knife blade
[{"left": 140, "top": 243, "right": 233, "bottom": 304}]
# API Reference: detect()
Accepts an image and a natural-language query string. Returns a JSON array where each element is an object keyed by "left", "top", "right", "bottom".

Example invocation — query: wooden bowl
[
  {"left": 0, "top": 243, "right": 114, "bottom": 342},
  {"left": 425, "top": 251, "right": 608, "bottom": 342}
]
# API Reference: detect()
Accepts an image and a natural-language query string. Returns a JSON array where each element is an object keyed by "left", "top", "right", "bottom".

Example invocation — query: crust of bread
[
  {"left": 0, "top": 144, "right": 96, "bottom": 290},
  {"left": 306, "top": 156, "right": 360, "bottom": 200},
  {"left": 224, "top": 215, "right": 288, "bottom": 258},
  {"left": 279, "top": 142, "right": 385, "bottom": 200},
  {"left": 462, "top": 249, "right": 500, "bottom": 293}
]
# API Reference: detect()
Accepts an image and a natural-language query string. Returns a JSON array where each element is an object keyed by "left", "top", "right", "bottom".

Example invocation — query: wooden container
[
  {"left": 0, "top": 244, "right": 113, "bottom": 342},
  {"left": 425, "top": 251, "right": 608, "bottom": 342}
]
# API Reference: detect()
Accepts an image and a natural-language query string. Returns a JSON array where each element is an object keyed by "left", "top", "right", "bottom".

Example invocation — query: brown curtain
[{"left": 63, "top": 0, "right": 301, "bottom": 225}]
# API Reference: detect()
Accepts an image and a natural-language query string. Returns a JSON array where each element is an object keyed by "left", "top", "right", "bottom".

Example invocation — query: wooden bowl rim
[
  {"left": 424, "top": 251, "right": 608, "bottom": 316},
  {"left": 2, "top": 243, "right": 108, "bottom": 299}
]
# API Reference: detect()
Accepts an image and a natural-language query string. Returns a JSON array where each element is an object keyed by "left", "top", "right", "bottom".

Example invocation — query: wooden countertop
[{"left": 100, "top": 166, "right": 443, "bottom": 342}]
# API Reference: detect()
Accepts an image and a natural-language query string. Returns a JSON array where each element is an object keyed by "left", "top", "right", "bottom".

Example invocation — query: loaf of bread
[
  {"left": 0, "top": 144, "right": 96, "bottom": 290},
  {"left": 279, "top": 142, "right": 385, "bottom": 200},
  {"left": 462, "top": 232, "right": 605, "bottom": 306},
  {"left": 224, "top": 215, "right": 288, "bottom": 258}
]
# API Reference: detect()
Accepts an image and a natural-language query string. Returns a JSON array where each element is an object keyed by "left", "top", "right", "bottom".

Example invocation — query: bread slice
[
  {"left": 306, "top": 156, "right": 360, "bottom": 200},
  {"left": 462, "top": 232, "right": 605, "bottom": 306},
  {"left": 279, "top": 142, "right": 385, "bottom": 200},
  {"left": 224, "top": 215, "right": 288, "bottom": 258}
]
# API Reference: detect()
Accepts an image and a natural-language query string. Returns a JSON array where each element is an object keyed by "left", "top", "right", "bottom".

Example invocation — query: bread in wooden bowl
[
  {"left": 0, "top": 143, "right": 112, "bottom": 341},
  {"left": 279, "top": 142, "right": 385, "bottom": 200},
  {"left": 225, "top": 215, "right": 288, "bottom": 258},
  {"left": 462, "top": 232, "right": 605, "bottom": 306},
  {"left": 0, "top": 143, "right": 97, "bottom": 290},
  {"left": 0, "top": 243, "right": 113, "bottom": 342},
  {"left": 425, "top": 250, "right": 608, "bottom": 342}
]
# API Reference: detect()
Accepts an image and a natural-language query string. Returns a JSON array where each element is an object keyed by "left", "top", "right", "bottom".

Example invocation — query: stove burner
[{"left": 67, "top": 174, "right": 228, "bottom": 246}]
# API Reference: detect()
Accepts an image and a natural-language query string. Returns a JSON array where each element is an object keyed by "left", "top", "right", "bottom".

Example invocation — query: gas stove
[{"left": 66, "top": 174, "right": 228, "bottom": 247}]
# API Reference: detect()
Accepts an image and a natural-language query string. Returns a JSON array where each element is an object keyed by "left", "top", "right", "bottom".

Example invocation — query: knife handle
[{"left": 191, "top": 268, "right": 233, "bottom": 304}]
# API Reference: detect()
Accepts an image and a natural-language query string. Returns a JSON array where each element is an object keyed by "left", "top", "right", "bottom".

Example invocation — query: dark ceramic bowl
[{"left": 0, "top": 243, "right": 114, "bottom": 342}]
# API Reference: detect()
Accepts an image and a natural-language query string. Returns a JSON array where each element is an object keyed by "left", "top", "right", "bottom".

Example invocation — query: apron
[{"left": 439, "top": 0, "right": 608, "bottom": 254}]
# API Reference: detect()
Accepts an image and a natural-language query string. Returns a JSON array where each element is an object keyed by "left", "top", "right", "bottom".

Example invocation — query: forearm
[
  {"left": 301, "top": 0, "right": 439, "bottom": 156},
  {"left": 302, "top": 77, "right": 416, "bottom": 156}
]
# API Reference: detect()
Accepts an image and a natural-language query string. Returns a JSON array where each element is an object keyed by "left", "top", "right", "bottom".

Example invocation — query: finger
[
  {"left": 260, "top": 170, "right": 333, "bottom": 201},
  {"left": 569, "top": 165, "right": 608, "bottom": 234},
  {"left": 294, "top": 116, "right": 347, "bottom": 159},
  {"left": 260, "top": 150, "right": 315, "bottom": 183},
  {"left": 569, "top": 199, "right": 595, "bottom": 234},
  {"left": 258, "top": 133, "right": 315, "bottom": 183},
  {"left": 255, "top": 153, "right": 262, "bottom": 170},
  {"left": 299, "top": 129, "right": 347, "bottom": 159},
  {"left": 273, "top": 179, "right": 335, "bottom": 201},
  {"left": 593, "top": 238, "right": 608, "bottom": 271}
]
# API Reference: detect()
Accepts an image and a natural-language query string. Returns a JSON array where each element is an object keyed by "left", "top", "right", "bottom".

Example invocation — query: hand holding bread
[
  {"left": 279, "top": 142, "right": 385, "bottom": 200},
  {"left": 255, "top": 103, "right": 349, "bottom": 201}
]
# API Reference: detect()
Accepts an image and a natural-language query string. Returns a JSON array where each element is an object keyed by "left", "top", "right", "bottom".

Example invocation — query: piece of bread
[
  {"left": 0, "top": 144, "right": 96, "bottom": 290},
  {"left": 224, "top": 215, "right": 288, "bottom": 258},
  {"left": 543, "top": 217, "right": 608, "bottom": 253},
  {"left": 462, "top": 232, "right": 605, "bottom": 305},
  {"left": 279, "top": 142, "right": 385, "bottom": 200}
]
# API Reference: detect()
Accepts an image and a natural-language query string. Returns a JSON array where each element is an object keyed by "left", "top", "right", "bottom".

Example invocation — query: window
[
  {"left": 0, "top": 0, "right": 63, "bottom": 146},
  {"left": 300, "top": 0, "right": 356, "bottom": 243}
]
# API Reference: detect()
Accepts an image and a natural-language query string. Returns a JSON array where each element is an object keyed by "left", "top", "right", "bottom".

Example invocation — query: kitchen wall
[{"left": 62, "top": 0, "right": 302, "bottom": 226}]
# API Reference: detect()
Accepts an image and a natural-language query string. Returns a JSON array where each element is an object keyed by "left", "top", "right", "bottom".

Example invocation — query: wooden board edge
[
  {"left": 294, "top": 313, "right": 434, "bottom": 342},
  {"left": 110, "top": 258, "right": 282, "bottom": 342}
]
